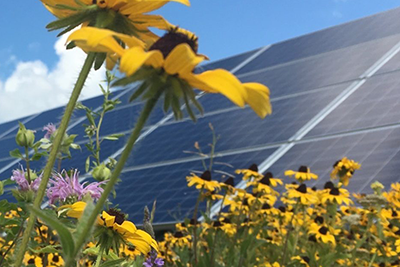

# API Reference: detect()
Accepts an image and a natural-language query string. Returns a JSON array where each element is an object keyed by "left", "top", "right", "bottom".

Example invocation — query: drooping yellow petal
[
  {"left": 120, "top": 47, "right": 163, "bottom": 76},
  {"left": 114, "top": 220, "right": 137, "bottom": 236},
  {"left": 164, "top": 44, "right": 204, "bottom": 76},
  {"left": 188, "top": 69, "right": 247, "bottom": 107},
  {"left": 243, "top": 83, "right": 272, "bottom": 118},
  {"left": 129, "top": 14, "right": 174, "bottom": 30},
  {"left": 67, "top": 28, "right": 126, "bottom": 56},
  {"left": 64, "top": 201, "right": 86, "bottom": 218},
  {"left": 126, "top": 230, "right": 153, "bottom": 254},
  {"left": 120, "top": 0, "right": 190, "bottom": 16},
  {"left": 101, "top": 211, "right": 116, "bottom": 227}
]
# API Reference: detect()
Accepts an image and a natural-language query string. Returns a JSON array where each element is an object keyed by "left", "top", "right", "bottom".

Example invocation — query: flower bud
[
  {"left": 92, "top": 164, "right": 112, "bottom": 181},
  {"left": 16, "top": 123, "right": 35, "bottom": 148}
]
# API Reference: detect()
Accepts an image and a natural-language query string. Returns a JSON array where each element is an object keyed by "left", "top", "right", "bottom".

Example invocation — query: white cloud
[{"left": 0, "top": 34, "right": 105, "bottom": 123}]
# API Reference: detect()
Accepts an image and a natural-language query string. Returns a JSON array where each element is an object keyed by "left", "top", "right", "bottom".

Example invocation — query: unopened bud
[
  {"left": 92, "top": 164, "right": 112, "bottom": 181},
  {"left": 16, "top": 123, "right": 35, "bottom": 148}
]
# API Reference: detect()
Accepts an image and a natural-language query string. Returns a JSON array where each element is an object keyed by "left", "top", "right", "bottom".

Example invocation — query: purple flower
[
  {"left": 47, "top": 169, "right": 105, "bottom": 204},
  {"left": 43, "top": 123, "right": 56, "bottom": 139},
  {"left": 10, "top": 167, "right": 42, "bottom": 192},
  {"left": 143, "top": 250, "right": 164, "bottom": 267}
]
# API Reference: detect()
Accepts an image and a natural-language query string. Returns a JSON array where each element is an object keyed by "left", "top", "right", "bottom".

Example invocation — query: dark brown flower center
[
  {"left": 248, "top": 163, "right": 258, "bottom": 172},
  {"left": 329, "top": 188, "right": 340, "bottom": 196},
  {"left": 260, "top": 172, "right": 273, "bottom": 185},
  {"left": 296, "top": 184, "right": 307, "bottom": 193},
  {"left": 224, "top": 177, "right": 235, "bottom": 187},
  {"left": 200, "top": 171, "right": 211, "bottom": 181},
  {"left": 333, "top": 160, "right": 341, "bottom": 168},
  {"left": 149, "top": 29, "right": 198, "bottom": 58},
  {"left": 302, "top": 256, "right": 310, "bottom": 263},
  {"left": 318, "top": 226, "right": 328, "bottom": 235},
  {"left": 314, "top": 216, "right": 324, "bottom": 224},
  {"left": 52, "top": 255, "right": 60, "bottom": 262},
  {"left": 298, "top": 165, "right": 309, "bottom": 173},
  {"left": 324, "top": 181, "right": 335, "bottom": 189},
  {"left": 28, "top": 259, "right": 35, "bottom": 264},
  {"left": 106, "top": 208, "right": 126, "bottom": 225},
  {"left": 262, "top": 203, "right": 271, "bottom": 210},
  {"left": 174, "top": 231, "right": 184, "bottom": 238}
]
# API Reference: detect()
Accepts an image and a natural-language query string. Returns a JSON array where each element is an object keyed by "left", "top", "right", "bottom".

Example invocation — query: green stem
[
  {"left": 25, "top": 146, "right": 32, "bottom": 184},
  {"left": 65, "top": 88, "right": 162, "bottom": 266},
  {"left": 13, "top": 53, "right": 96, "bottom": 267},
  {"left": 94, "top": 249, "right": 104, "bottom": 267},
  {"left": 191, "top": 187, "right": 204, "bottom": 267}
]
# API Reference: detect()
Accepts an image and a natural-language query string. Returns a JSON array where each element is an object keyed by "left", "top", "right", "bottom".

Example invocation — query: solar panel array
[{"left": 2, "top": 8, "right": 400, "bottom": 225}]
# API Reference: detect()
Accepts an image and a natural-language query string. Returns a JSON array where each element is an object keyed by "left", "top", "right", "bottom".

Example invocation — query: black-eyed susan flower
[
  {"left": 47, "top": 253, "right": 64, "bottom": 266},
  {"left": 286, "top": 183, "right": 317, "bottom": 205},
  {"left": 62, "top": 201, "right": 155, "bottom": 255},
  {"left": 236, "top": 164, "right": 263, "bottom": 180},
  {"left": 320, "top": 186, "right": 353, "bottom": 205},
  {"left": 248, "top": 172, "right": 282, "bottom": 194},
  {"left": 67, "top": 27, "right": 272, "bottom": 119},
  {"left": 291, "top": 256, "right": 310, "bottom": 267},
  {"left": 331, "top": 157, "right": 361, "bottom": 186},
  {"left": 23, "top": 253, "right": 43, "bottom": 267},
  {"left": 41, "top": 0, "right": 189, "bottom": 40},
  {"left": 284, "top": 166, "right": 318, "bottom": 182},
  {"left": 308, "top": 223, "right": 339, "bottom": 245},
  {"left": 186, "top": 171, "right": 221, "bottom": 192}
]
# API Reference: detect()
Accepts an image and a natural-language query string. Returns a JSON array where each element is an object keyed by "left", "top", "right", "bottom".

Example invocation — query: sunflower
[
  {"left": 62, "top": 201, "right": 155, "bottom": 255},
  {"left": 67, "top": 27, "right": 272, "bottom": 119},
  {"left": 331, "top": 157, "right": 361, "bottom": 186},
  {"left": 186, "top": 171, "right": 221, "bottom": 192},
  {"left": 308, "top": 223, "right": 338, "bottom": 245},
  {"left": 284, "top": 166, "right": 318, "bottom": 182},
  {"left": 41, "top": 0, "right": 189, "bottom": 42}
]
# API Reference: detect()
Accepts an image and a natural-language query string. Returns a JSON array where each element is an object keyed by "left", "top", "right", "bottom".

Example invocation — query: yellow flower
[
  {"left": 286, "top": 184, "right": 317, "bottom": 205},
  {"left": 41, "top": 0, "right": 189, "bottom": 43},
  {"left": 186, "top": 171, "right": 221, "bottom": 192},
  {"left": 320, "top": 187, "right": 353, "bottom": 205},
  {"left": 47, "top": 253, "right": 64, "bottom": 266},
  {"left": 62, "top": 201, "right": 155, "bottom": 255},
  {"left": 23, "top": 254, "right": 43, "bottom": 267},
  {"left": 67, "top": 27, "right": 272, "bottom": 118},
  {"left": 291, "top": 256, "right": 310, "bottom": 267},
  {"left": 308, "top": 223, "right": 339, "bottom": 245},
  {"left": 236, "top": 164, "right": 263, "bottom": 180},
  {"left": 285, "top": 166, "right": 318, "bottom": 181},
  {"left": 331, "top": 157, "right": 361, "bottom": 186}
]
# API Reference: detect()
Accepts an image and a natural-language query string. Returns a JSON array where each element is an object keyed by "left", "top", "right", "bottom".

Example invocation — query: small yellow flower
[
  {"left": 236, "top": 164, "right": 263, "bottom": 180},
  {"left": 331, "top": 157, "right": 360, "bottom": 186},
  {"left": 186, "top": 171, "right": 221, "bottom": 192},
  {"left": 285, "top": 166, "right": 318, "bottom": 181}
]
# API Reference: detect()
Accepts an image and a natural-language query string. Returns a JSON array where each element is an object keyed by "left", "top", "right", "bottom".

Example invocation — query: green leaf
[
  {"left": 99, "top": 259, "right": 125, "bottom": 267},
  {"left": 103, "top": 134, "right": 124, "bottom": 141},
  {"left": 9, "top": 149, "right": 23, "bottom": 159},
  {"left": 29, "top": 206, "right": 75, "bottom": 258},
  {"left": 94, "top": 52, "right": 107, "bottom": 70},
  {"left": 183, "top": 89, "right": 197, "bottom": 122},
  {"left": 129, "top": 81, "right": 148, "bottom": 102},
  {"left": 30, "top": 245, "right": 61, "bottom": 254},
  {"left": 85, "top": 156, "right": 91, "bottom": 173}
]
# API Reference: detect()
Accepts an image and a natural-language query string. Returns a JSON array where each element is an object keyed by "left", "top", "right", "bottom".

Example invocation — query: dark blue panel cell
[
  {"left": 236, "top": 8, "right": 400, "bottom": 75},
  {"left": 121, "top": 83, "right": 348, "bottom": 168},
  {"left": 237, "top": 34, "right": 400, "bottom": 98},
  {"left": 0, "top": 159, "right": 17, "bottom": 177},
  {"left": 114, "top": 148, "right": 276, "bottom": 224},
  {"left": 0, "top": 119, "right": 25, "bottom": 139},
  {"left": 0, "top": 136, "right": 19, "bottom": 160},
  {"left": 68, "top": 101, "right": 167, "bottom": 142},
  {"left": 196, "top": 49, "right": 260, "bottom": 73},
  {"left": 267, "top": 127, "right": 400, "bottom": 195},
  {"left": 306, "top": 72, "right": 400, "bottom": 138},
  {"left": 375, "top": 52, "right": 400, "bottom": 75}
]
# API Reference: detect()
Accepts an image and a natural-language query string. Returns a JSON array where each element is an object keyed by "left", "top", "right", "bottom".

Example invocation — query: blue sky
[{"left": 0, "top": 0, "right": 399, "bottom": 122}]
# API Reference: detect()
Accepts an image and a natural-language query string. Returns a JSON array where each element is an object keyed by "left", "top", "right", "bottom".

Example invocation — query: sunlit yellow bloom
[
  {"left": 331, "top": 157, "right": 361, "bottom": 186},
  {"left": 291, "top": 256, "right": 310, "bottom": 267},
  {"left": 47, "top": 253, "right": 64, "bottom": 266},
  {"left": 186, "top": 171, "right": 221, "bottom": 192},
  {"left": 23, "top": 254, "right": 43, "bottom": 267},
  {"left": 68, "top": 27, "right": 272, "bottom": 118},
  {"left": 285, "top": 166, "right": 318, "bottom": 181},
  {"left": 286, "top": 184, "right": 317, "bottom": 205}
]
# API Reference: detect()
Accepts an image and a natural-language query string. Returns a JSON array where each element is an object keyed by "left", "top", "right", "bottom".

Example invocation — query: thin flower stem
[
  {"left": 0, "top": 219, "right": 24, "bottom": 266},
  {"left": 14, "top": 52, "right": 96, "bottom": 267},
  {"left": 65, "top": 88, "right": 163, "bottom": 266},
  {"left": 191, "top": 187, "right": 204, "bottom": 267},
  {"left": 94, "top": 248, "right": 104, "bottom": 267},
  {"left": 25, "top": 147, "right": 32, "bottom": 184}
]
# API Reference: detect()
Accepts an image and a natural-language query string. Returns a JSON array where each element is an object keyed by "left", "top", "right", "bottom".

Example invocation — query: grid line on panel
[
  {"left": 0, "top": 88, "right": 133, "bottom": 175},
  {"left": 0, "top": 114, "right": 40, "bottom": 140},
  {"left": 96, "top": 46, "right": 271, "bottom": 174},
  {"left": 207, "top": 39, "right": 400, "bottom": 219}
]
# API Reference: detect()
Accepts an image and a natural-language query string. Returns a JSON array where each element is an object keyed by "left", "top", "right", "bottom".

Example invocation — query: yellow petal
[
  {"left": 65, "top": 201, "right": 86, "bottom": 218},
  {"left": 188, "top": 69, "right": 247, "bottom": 107},
  {"left": 243, "top": 83, "right": 272, "bottom": 118},
  {"left": 114, "top": 220, "right": 137, "bottom": 236},
  {"left": 119, "top": 47, "right": 163, "bottom": 76},
  {"left": 127, "top": 230, "right": 153, "bottom": 254},
  {"left": 128, "top": 14, "right": 174, "bottom": 30},
  {"left": 101, "top": 211, "right": 116, "bottom": 227},
  {"left": 164, "top": 44, "right": 204, "bottom": 76},
  {"left": 120, "top": 0, "right": 189, "bottom": 16}
]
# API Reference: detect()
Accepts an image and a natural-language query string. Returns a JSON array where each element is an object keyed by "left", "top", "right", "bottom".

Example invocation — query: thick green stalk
[
  {"left": 65, "top": 89, "right": 162, "bottom": 266},
  {"left": 14, "top": 53, "right": 96, "bottom": 267}
]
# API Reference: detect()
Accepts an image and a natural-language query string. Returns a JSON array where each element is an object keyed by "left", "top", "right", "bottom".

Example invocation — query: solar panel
[{"left": 3, "top": 8, "right": 400, "bottom": 225}]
